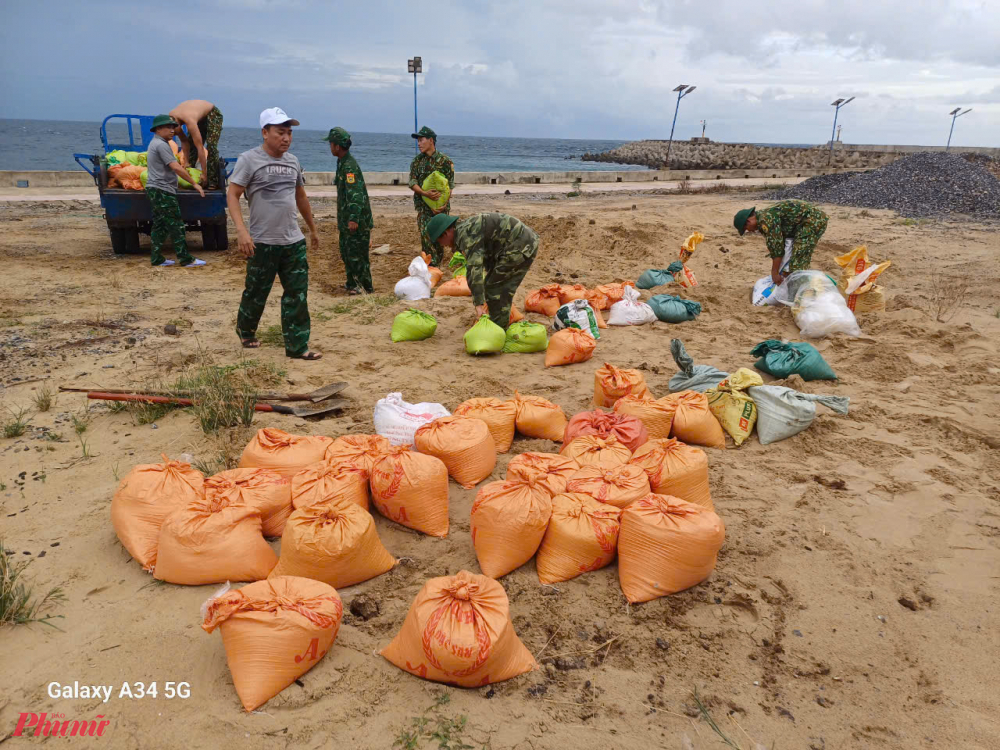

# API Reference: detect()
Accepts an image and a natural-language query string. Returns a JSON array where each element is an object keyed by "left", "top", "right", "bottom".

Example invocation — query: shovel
[
  {"left": 61, "top": 381, "right": 348, "bottom": 403},
  {"left": 85, "top": 392, "right": 348, "bottom": 418}
]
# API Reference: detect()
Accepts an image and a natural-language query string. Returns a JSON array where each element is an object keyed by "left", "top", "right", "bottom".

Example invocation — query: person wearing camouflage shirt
[
  {"left": 425, "top": 212, "right": 538, "bottom": 330},
  {"left": 325, "top": 127, "right": 374, "bottom": 294},
  {"left": 408, "top": 126, "right": 455, "bottom": 267},
  {"left": 733, "top": 200, "right": 829, "bottom": 284}
]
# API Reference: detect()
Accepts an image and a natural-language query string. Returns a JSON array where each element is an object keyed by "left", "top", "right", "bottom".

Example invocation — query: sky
[{"left": 1, "top": 0, "right": 997, "bottom": 147}]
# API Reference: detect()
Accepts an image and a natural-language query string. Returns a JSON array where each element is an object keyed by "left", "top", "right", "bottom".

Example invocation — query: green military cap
[
  {"left": 733, "top": 207, "right": 756, "bottom": 235},
  {"left": 323, "top": 127, "right": 351, "bottom": 146},
  {"left": 426, "top": 213, "right": 458, "bottom": 243},
  {"left": 149, "top": 114, "right": 179, "bottom": 132},
  {"left": 411, "top": 126, "right": 437, "bottom": 140}
]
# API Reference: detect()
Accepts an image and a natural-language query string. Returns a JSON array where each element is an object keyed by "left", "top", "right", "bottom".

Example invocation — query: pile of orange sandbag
[{"left": 523, "top": 281, "right": 636, "bottom": 317}]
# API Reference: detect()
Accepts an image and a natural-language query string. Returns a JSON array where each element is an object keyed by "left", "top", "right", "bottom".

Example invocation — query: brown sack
[
  {"left": 324, "top": 434, "right": 391, "bottom": 478},
  {"left": 202, "top": 576, "right": 343, "bottom": 711},
  {"left": 513, "top": 391, "right": 568, "bottom": 442},
  {"left": 524, "top": 284, "right": 564, "bottom": 316},
  {"left": 664, "top": 391, "right": 726, "bottom": 448},
  {"left": 536, "top": 493, "right": 622, "bottom": 584},
  {"left": 111, "top": 455, "right": 205, "bottom": 571},
  {"left": 593, "top": 363, "right": 651, "bottom": 408},
  {"left": 154, "top": 493, "right": 277, "bottom": 585},
  {"left": 565, "top": 464, "right": 651, "bottom": 509},
  {"left": 471, "top": 479, "right": 553, "bottom": 578},
  {"left": 291, "top": 461, "right": 369, "bottom": 512},
  {"left": 563, "top": 409, "right": 649, "bottom": 453},
  {"left": 415, "top": 416, "right": 496, "bottom": 489},
  {"left": 453, "top": 397, "right": 517, "bottom": 453},
  {"left": 270, "top": 497, "right": 395, "bottom": 589},
  {"left": 561, "top": 434, "right": 632, "bottom": 469},
  {"left": 239, "top": 428, "right": 333, "bottom": 478},
  {"left": 614, "top": 395, "right": 677, "bottom": 440},
  {"left": 506, "top": 452, "right": 580, "bottom": 496},
  {"left": 370, "top": 446, "right": 450, "bottom": 537},
  {"left": 428, "top": 267, "right": 443, "bottom": 287},
  {"left": 545, "top": 328, "right": 597, "bottom": 367},
  {"left": 204, "top": 469, "right": 291, "bottom": 538},
  {"left": 558, "top": 284, "right": 589, "bottom": 304},
  {"left": 595, "top": 281, "right": 636, "bottom": 308},
  {"left": 618, "top": 494, "right": 725, "bottom": 602},
  {"left": 381, "top": 570, "right": 538, "bottom": 687},
  {"left": 629, "top": 439, "right": 712, "bottom": 510},
  {"left": 435, "top": 276, "right": 472, "bottom": 297}
]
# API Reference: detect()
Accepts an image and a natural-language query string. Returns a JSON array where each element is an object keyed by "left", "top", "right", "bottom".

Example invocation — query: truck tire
[
  {"left": 110, "top": 227, "right": 128, "bottom": 255},
  {"left": 201, "top": 224, "right": 218, "bottom": 252},
  {"left": 213, "top": 222, "right": 229, "bottom": 251},
  {"left": 125, "top": 228, "right": 141, "bottom": 254}
]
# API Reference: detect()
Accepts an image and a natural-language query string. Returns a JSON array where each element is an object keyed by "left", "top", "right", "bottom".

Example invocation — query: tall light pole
[
  {"left": 946, "top": 107, "right": 972, "bottom": 150},
  {"left": 828, "top": 96, "right": 854, "bottom": 165},
  {"left": 665, "top": 84, "right": 696, "bottom": 168},
  {"left": 408, "top": 56, "right": 422, "bottom": 155}
]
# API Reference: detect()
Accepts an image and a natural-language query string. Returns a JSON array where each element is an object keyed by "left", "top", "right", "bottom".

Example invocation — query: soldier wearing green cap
[
  {"left": 426, "top": 212, "right": 538, "bottom": 330},
  {"left": 409, "top": 126, "right": 455, "bottom": 267},
  {"left": 325, "top": 127, "right": 374, "bottom": 294},
  {"left": 734, "top": 200, "right": 829, "bottom": 285}
]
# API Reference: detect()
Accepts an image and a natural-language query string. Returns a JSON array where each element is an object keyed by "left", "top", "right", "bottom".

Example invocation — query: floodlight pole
[
  {"left": 408, "top": 56, "right": 423, "bottom": 154},
  {"left": 946, "top": 108, "right": 971, "bottom": 150},
  {"left": 665, "top": 85, "right": 695, "bottom": 169},
  {"left": 828, "top": 97, "right": 854, "bottom": 165}
]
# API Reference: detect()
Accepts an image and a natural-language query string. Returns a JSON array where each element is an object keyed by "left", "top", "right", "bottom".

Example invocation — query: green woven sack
[
  {"left": 178, "top": 168, "right": 202, "bottom": 189},
  {"left": 391, "top": 309, "right": 437, "bottom": 342},
  {"left": 502, "top": 322, "right": 548, "bottom": 353},
  {"left": 648, "top": 294, "right": 702, "bottom": 323},
  {"left": 464, "top": 315, "right": 506, "bottom": 355},
  {"left": 751, "top": 339, "right": 837, "bottom": 381},
  {"left": 421, "top": 171, "right": 451, "bottom": 211},
  {"left": 106, "top": 150, "right": 129, "bottom": 167}
]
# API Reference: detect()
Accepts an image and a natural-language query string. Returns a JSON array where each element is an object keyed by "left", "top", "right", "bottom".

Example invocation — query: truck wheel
[
  {"left": 125, "top": 229, "right": 141, "bottom": 254},
  {"left": 110, "top": 227, "right": 128, "bottom": 255},
  {"left": 213, "top": 222, "right": 229, "bottom": 251},
  {"left": 201, "top": 224, "right": 218, "bottom": 252}
]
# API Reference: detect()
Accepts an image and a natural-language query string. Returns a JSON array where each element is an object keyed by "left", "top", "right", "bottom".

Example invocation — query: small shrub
[
  {"left": 33, "top": 386, "right": 55, "bottom": 413},
  {"left": 0, "top": 540, "right": 65, "bottom": 628},
  {"left": 2, "top": 407, "right": 31, "bottom": 439}
]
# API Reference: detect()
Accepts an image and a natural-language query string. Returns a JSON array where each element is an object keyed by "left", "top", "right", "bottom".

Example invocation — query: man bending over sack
[
  {"left": 170, "top": 99, "right": 224, "bottom": 188},
  {"left": 733, "top": 200, "right": 829, "bottom": 285},
  {"left": 426, "top": 212, "right": 538, "bottom": 329}
]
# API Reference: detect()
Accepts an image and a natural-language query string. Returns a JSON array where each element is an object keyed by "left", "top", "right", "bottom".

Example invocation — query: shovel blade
[
  {"left": 290, "top": 398, "right": 350, "bottom": 417},
  {"left": 305, "top": 381, "right": 349, "bottom": 402}
]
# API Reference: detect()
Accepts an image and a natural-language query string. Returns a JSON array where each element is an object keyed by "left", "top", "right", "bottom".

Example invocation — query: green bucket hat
[
  {"left": 426, "top": 213, "right": 458, "bottom": 244},
  {"left": 149, "top": 114, "right": 179, "bottom": 132},
  {"left": 323, "top": 127, "right": 351, "bottom": 147},
  {"left": 733, "top": 207, "right": 756, "bottom": 235},
  {"left": 412, "top": 126, "right": 437, "bottom": 140}
]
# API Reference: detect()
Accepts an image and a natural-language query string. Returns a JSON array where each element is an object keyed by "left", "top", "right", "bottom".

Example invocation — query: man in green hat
[
  {"left": 426, "top": 212, "right": 538, "bottom": 329},
  {"left": 145, "top": 114, "right": 206, "bottom": 267},
  {"left": 408, "top": 126, "right": 455, "bottom": 267},
  {"left": 734, "top": 200, "right": 829, "bottom": 285},
  {"left": 324, "top": 127, "right": 374, "bottom": 294}
]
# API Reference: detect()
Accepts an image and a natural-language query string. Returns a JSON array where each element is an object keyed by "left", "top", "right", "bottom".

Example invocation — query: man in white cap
[{"left": 228, "top": 107, "right": 322, "bottom": 360}]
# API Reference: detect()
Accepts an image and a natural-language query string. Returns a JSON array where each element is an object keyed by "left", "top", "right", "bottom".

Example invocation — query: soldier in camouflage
[
  {"left": 426, "top": 212, "right": 538, "bottom": 330},
  {"left": 325, "top": 127, "right": 374, "bottom": 294},
  {"left": 734, "top": 200, "right": 829, "bottom": 285},
  {"left": 408, "top": 126, "right": 455, "bottom": 267}
]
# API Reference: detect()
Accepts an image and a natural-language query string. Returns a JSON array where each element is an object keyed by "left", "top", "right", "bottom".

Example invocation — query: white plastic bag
[
  {"left": 394, "top": 257, "right": 433, "bottom": 301},
  {"left": 373, "top": 392, "right": 450, "bottom": 446},
  {"left": 607, "top": 286, "right": 657, "bottom": 326},
  {"left": 787, "top": 271, "right": 861, "bottom": 338},
  {"left": 552, "top": 300, "right": 600, "bottom": 339},
  {"left": 748, "top": 385, "right": 849, "bottom": 445},
  {"left": 751, "top": 240, "right": 794, "bottom": 307}
]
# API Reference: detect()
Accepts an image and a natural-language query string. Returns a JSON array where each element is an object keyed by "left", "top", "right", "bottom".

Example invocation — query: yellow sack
[
  {"left": 679, "top": 232, "right": 704, "bottom": 263},
  {"left": 834, "top": 245, "right": 891, "bottom": 313},
  {"left": 705, "top": 368, "right": 763, "bottom": 447}
]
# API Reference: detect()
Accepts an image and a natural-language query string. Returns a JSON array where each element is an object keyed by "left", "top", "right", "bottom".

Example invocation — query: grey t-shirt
[
  {"left": 145, "top": 136, "right": 177, "bottom": 194},
  {"left": 230, "top": 146, "right": 305, "bottom": 245}
]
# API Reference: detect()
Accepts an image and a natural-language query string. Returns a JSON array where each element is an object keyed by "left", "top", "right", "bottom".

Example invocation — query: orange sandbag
[
  {"left": 614, "top": 395, "right": 677, "bottom": 440},
  {"left": 565, "top": 464, "right": 651, "bottom": 509},
  {"left": 471, "top": 479, "right": 553, "bottom": 578},
  {"left": 291, "top": 461, "right": 369, "bottom": 511},
  {"left": 618, "top": 494, "right": 725, "bottom": 602},
  {"left": 111, "top": 455, "right": 205, "bottom": 571},
  {"left": 154, "top": 493, "right": 278, "bottom": 585},
  {"left": 629, "top": 438, "right": 711, "bottom": 510},
  {"left": 593, "top": 363, "right": 651, "bottom": 408},
  {"left": 204, "top": 468, "right": 291, "bottom": 538},
  {"left": 509, "top": 306, "right": 524, "bottom": 324},
  {"left": 558, "top": 284, "right": 589, "bottom": 304},
  {"left": 414, "top": 416, "right": 496, "bottom": 489},
  {"left": 513, "top": 391, "right": 568, "bottom": 441},
  {"left": 524, "top": 284, "right": 563, "bottom": 316},
  {"left": 585, "top": 288, "right": 610, "bottom": 312},
  {"left": 536, "top": 493, "right": 622, "bottom": 584},
  {"left": 113, "top": 164, "right": 145, "bottom": 190},
  {"left": 270, "top": 497, "right": 395, "bottom": 588},
  {"left": 544, "top": 328, "right": 596, "bottom": 367},
  {"left": 435, "top": 276, "right": 472, "bottom": 297},
  {"left": 428, "top": 267, "right": 443, "bottom": 287},
  {"left": 561, "top": 434, "right": 632, "bottom": 469},
  {"left": 324, "top": 434, "right": 391, "bottom": 478},
  {"left": 506, "top": 452, "right": 580, "bottom": 496},
  {"left": 591, "top": 305, "right": 609, "bottom": 329},
  {"left": 453, "top": 397, "right": 517, "bottom": 453},
  {"left": 421, "top": 250, "right": 432, "bottom": 265},
  {"left": 381, "top": 570, "right": 538, "bottom": 686},
  {"left": 239, "top": 428, "right": 332, "bottom": 478},
  {"left": 370, "top": 446, "right": 450, "bottom": 537},
  {"left": 563, "top": 408, "right": 649, "bottom": 452},
  {"left": 595, "top": 281, "right": 636, "bottom": 308},
  {"left": 202, "top": 576, "right": 343, "bottom": 711},
  {"left": 664, "top": 391, "right": 727, "bottom": 449}
]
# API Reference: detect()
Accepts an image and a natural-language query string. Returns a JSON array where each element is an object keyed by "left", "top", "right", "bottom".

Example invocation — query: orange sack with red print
[
  {"left": 536, "top": 493, "right": 622, "bottom": 584},
  {"left": 414, "top": 416, "right": 496, "bottom": 489},
  {"left": 202, "top": 576, "right": 344, "bottom": 711},
  {"left": 593, "top": 363, "right": 651, "bottom": 408},
  {"left": 111, "top": 455, "right": 205, "bottom": 571},
  {"left": 380, "top": 570, "right": 538, "bottom": 687},
  {"left": 506, "top": 452, "right": 580, "bottom": 496},
  {"left": 524, "top": 284, "right": 564, "bottom": 316},
  {"left": 565, "top": 464, "right": 651, "bottom": 509},
  {"left": 204, "top": 468, "right": 291, "bottom": 538},
  {"left": 618, "top": 494, "right": 725, "bottom": 602},
  {"left": 629, "top": 438, "right": 712, "bottom": 510},
  {"left": 614, "top": 395, "right": 677, "bottom": 440},
  {"left": 544, "top": 328, "right": 596, "bottom": 367},
  {"left": 239, "top": 428, "right": 332, "bottom": 477},
  {"left": 453, "top": 397, "right": 518, "bottom": 454},
  {"left": 291, "top": 461, "right": 369, "bottom": 511},
  {"left": 471, "top": 479, "right": 553, "bottom": 578},
  {"left": 561, "top": 434, "right": 632, "bottom": 469},
  {"left": 513, "top": 391, "right": 568, "bottom": 442},
  {"left": 664, "top": 391, "right": 726, "bottom": 449},
  {"left": 369, "top": 446, "right": 450, "bottom": 537},
  {"left": 563, "top": 408, "right": 649, "bottom": 453},
  {"left": 324, "top": 434, "right": 391, "bottom": 478}
]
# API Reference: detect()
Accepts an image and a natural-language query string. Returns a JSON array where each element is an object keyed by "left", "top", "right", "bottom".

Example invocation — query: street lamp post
[
  {"left": 946, "top": 107, "right": 972, "bottom": 150},
  {"left": 828, "top": 97, "right": 855, "bottom": 165},
  {"left": 665, "top": 84, "right": 696, "bottom": 168},
  {"left": 407, "top": 56, "right": 423, "bottom": 154}
]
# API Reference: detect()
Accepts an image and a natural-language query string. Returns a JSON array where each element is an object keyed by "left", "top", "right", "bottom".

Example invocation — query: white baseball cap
[{"left": 259, "top": 107, "right": 300, "bottom": 129}]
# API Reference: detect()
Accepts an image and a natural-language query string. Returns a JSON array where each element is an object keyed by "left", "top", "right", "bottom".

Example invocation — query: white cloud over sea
[{"left": 0, "top": 0, "right": 997, "bottom": 146}]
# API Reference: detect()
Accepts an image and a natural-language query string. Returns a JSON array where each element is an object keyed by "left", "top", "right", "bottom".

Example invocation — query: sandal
[
  {"left": 241, "top": 338, "right": 260, "bottom": 349},
  {"left": 289, "top": 351, "right": 322, "bottom": 361}
]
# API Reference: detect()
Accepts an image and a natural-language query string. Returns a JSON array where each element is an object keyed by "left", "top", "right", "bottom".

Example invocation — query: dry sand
[{"left": 1, "top": 189, "right": 999, "bottom": 749}]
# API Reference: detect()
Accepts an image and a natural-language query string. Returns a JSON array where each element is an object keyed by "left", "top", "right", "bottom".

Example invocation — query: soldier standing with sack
[
  {"left": 324, "top": 127, "right": 374, "bottom": 294},
  {"left": 408, "top": 126, "right": 454, "bottom": 267}
]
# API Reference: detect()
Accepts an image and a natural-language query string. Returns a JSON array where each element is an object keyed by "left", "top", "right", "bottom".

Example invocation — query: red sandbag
[{"left": 563, "top": 408, "right": 649, "bottom": 452}]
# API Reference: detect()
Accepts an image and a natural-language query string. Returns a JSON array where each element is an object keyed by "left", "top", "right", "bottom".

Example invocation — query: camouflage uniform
[
  {"left": 756, "top": 200, "right": 829, "bottom": 272},
  {"left": 236, "top": 240, "right": 311, "bottom": 357},
  {"left": 186, "top": 106, "right": 224, "bottom": 189},
  {"left": 146, "top": 187, "right": 194, "bottom": 266},
  {"left": 455, "top": 213, "right": 539, "bottom": 329},
  {"left": 336, "top": 151, "right": 374, "bottom": 292},
  {"left": 409, "top": 149, "right": 455, "bottom": 266}
]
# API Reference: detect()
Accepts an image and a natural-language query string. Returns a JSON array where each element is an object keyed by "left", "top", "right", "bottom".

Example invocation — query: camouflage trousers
[
  {"left": 340, "top": 228, "right": 373, "bottom": 293},
  {"left": 484, "top": 237, "right": 539, "bottom": 329},
  {"left": 416, "top": 205, "right": 447, "bottom": 267},
  {"left": 788, "top": 214, "right": 829, "bottom": 272},
  {"left": 236, "top": 239, "right": 311, "bottom": 357},
  {"left": 187, "top": 106, "right": 224, "bottom": 189},
  {"left": 146, "top": 187, "right": 193, "bottom": 266}
]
